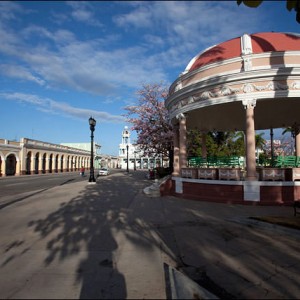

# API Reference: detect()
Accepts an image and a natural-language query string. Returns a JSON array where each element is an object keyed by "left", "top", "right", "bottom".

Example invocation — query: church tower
[
  {"left": 122, "top": 126, "right": 130, "bottom": 145},
  {"left": 118, "top": 125, "right": 163, "bottom": 170},
  {"left": 119, "top": 126, "right": 133, "bottom": 170}
]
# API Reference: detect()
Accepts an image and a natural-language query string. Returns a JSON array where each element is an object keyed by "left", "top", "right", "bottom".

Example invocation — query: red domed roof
[{"left": 187, "top": 32, "right": 300, "bottom": 72}]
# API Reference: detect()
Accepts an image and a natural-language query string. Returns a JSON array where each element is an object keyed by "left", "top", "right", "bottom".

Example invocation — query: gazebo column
[
  {"left": 172, "top": 125, "right": 180, "bottom": 176},
  {"left": 293, "top": 123, "right": 300, "bottom": 156},
  {"left": 243, "top": 99, "right": 257, "bottom": 181},
  {"left": 178, "top": 113, "right": 187, "bottom": 171}
]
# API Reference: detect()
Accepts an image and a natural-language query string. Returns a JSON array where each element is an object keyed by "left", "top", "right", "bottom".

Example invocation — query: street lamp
[
  {"left": 134, "top": 150, "right": 137, "bottom": 171},
  {"left": 270, "top": 128, "right": 274, "bottom": 167},
  {"left": 291, "top": 122, "right": 299, "bottom": 155},
  {"left": 126, "top": 144, "right": 129, "bottom": 172},
  {"left": 89, "top": 116, "right": 96, "bottom": 183}
]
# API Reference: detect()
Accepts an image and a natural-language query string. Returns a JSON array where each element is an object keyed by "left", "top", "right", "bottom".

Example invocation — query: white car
[{"left": 99, "top": 167, "right": 109, "bottom": 176}]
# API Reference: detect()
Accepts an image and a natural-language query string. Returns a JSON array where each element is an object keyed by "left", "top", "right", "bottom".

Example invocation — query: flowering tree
[{"left": 124, "top": 83, "right": 173, "bottom": 169}]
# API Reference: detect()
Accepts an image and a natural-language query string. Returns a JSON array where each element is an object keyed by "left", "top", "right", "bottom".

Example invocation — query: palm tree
[
  {"left": 282, "top": 126, "right": 295, "bottom": 155},
  {"left": 255, "top": 132, "right": 266, "bottom": 165},
  {"left": 255, "top": 132, "right": 266, "bottom": 151},
  {"left": 282, "top": 126, "right": 292, "bottom": 136}
]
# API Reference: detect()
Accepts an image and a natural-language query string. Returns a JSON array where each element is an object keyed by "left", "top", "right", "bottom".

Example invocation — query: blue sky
[{"left": 0, "top": 1, "right": 299, "bottom": 155}]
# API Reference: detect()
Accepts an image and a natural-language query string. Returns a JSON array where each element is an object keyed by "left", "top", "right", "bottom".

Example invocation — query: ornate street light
[
  {"left": 89, "top": 116, "right": 96, "bottom": 183},
  {"left": 126, "top": 144, "right": 129, "bottom": 172}
]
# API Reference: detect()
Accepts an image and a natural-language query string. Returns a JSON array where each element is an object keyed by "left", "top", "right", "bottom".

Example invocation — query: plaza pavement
[{"left": 0, "top": 170, "right": 299, "bottom": 299}]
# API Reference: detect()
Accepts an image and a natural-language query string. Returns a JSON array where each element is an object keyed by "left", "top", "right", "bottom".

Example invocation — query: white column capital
[
  {"left": 242, "top": 99, "right": 256, "bottom": 109},
  {"left": 176, "top": 113, "right": 186, "bottom": 121}
]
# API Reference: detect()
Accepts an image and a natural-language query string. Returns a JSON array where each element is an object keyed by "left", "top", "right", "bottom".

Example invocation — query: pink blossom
[{"left": 123, "top": 82, "right": 173, "bottom": 157}]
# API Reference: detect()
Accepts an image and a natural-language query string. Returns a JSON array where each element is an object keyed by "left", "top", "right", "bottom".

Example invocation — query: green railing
[
  {"left": 189, "top": 156, "right": 300, "bottom": 168},
  {"left": 273, "top": 156, "right": 300, "bottom": 168},
  {"left": 188, "top": 156, "right": 243, "bottom": 168}
]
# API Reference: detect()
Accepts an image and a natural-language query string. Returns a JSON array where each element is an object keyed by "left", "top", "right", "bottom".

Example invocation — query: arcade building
[{"left": 0, "top": 138, "right": 114, "bottom": 176}]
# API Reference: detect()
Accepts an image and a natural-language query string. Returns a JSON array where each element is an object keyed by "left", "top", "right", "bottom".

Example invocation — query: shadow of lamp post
[{"left": 89, "top": 116, "right": 96, "bottom": 183}]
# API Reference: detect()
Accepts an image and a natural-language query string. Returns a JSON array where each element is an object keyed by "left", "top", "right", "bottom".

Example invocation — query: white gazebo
[{"left": 165, "top": 32, "right": 300, "bottom": 205}]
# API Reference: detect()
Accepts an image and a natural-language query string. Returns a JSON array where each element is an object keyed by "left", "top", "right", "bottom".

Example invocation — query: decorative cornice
[
  {"left": 195, "top": 80, "right": 293, "bottom": 101},
  {"left": 169, "top": 80, "right": 300, "bottom": 114},
  {"left": 166, "top": 67, "right": 300, "bottom": 110},
  {"left": 0, "top": 144, "right": 21, "bottom": 151}
]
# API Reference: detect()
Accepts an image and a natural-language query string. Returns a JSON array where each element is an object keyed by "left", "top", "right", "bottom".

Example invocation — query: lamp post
[
  {"left": 126, "top": 144, "right": 129, "bottom": 172},
  {"left": 291, "top": 122, "right": 299, "bottom": 155},
  {"left": 134, "top": 150, "right": 137, "bottom": 170},
  {"left": 270, "top": 128, "right": 274, "bottom": 167},
  {"left": 88, "top": 116, "right": 96, "bottom": 183}
]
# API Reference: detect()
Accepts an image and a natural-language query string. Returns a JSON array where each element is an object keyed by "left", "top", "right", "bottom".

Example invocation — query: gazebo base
[{"left": 161, "top": 177, "right": 300, "bottom": 206}]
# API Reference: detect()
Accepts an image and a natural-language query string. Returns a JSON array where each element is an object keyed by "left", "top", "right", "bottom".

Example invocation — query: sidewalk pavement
[
  {"left": 0, "top": 170, "right": 299, "bottom": 299},
  {"left": 135, "top": 172, "right": 300, "bottom": 299}
]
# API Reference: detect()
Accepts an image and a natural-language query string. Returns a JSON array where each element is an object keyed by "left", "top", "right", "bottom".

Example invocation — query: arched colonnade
[
  {"left": 22, "top": 150, "right": 90, "bottom": 175},
  {"left": 0, "top": 138, "right": 91, "bottom": 176}
]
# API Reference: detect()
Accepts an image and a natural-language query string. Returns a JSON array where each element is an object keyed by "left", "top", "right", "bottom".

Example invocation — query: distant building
[
  {"left": 118, "top": 126, "right": 165, "bottom": 170},
  {"left": 61, "top": 142, "right": 100, "bottom": 153},
  {"left": 61, "top": 142, "right": 102, "bottom": 169},
  {"left": 61, "top": 142, "right": 118, "bottom": 169},
  {"left": 265, "top": 139, "right": 282, "bottom": 148},
  {"left": 265, "top": 139, "right": 294, "bottom": 155}
]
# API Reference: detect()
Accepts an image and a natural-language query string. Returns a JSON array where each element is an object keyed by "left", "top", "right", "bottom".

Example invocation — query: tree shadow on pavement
[
  {"left": 26, "top": 173, "right": 141, "bottom": 299},
  {"left": 24, "top": 170, "right": 163, "bottom": 299}
]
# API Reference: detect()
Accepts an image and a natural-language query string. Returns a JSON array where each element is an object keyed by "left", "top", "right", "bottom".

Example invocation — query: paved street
[
  {"left": 0, "top": 170, "right": 299, "bottom": 299},
  {"left": 0, "top": 172, "right": 89, "bottom": 197}
]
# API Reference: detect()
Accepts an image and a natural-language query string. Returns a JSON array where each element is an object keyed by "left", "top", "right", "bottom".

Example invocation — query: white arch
[{"left": 5, "top": 152, "right": 20, "bottom": 161}]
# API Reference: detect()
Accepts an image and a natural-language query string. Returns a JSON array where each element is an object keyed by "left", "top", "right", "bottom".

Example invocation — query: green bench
[
  {"left": 189, "top": 156, "right": 242, "bottom": 168},
  {"left": 297, "top": 156, "right": 300, "bottom": 167},
  {"left": 189, "top": 155, "right": 300, "bottom": 169},
  {"left": 274, "top": 156, "right": 284, "bottom": 167},
  {"left": 274, "top": 156, "right": 300, "bottom": 168},
  {"left": 208, "top": 156, "right": 241, "bottom": 167},
  {"left": 226, "top": 156, "right": 241, "bottom": 167},
  {"left": 188, "top": 157, "right": 207, "bottom": 167},
  {"left": 284, "top": 156, "right": 297, "bottom": 167}
]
